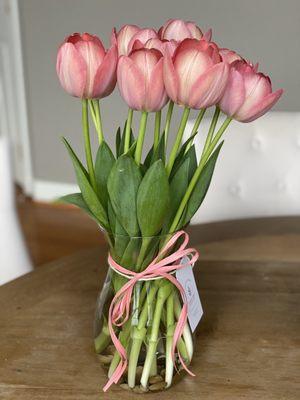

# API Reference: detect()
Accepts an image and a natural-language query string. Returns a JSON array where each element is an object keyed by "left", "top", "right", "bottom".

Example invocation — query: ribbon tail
[{"left": 103, "top": 359, "right": 128, "bottom": 392}]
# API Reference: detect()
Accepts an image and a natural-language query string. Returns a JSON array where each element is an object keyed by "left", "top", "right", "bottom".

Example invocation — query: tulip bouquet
[{"left": 56, "top": 19, "right": 283, "bottom": 392}]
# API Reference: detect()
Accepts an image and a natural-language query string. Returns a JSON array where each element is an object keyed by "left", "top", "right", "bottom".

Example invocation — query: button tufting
[
  {"left": 251, "top": 136, "right": 263, "bottom": 150},
  {"left": 228, "top": 183, "right": 242, "bottom": 197}
]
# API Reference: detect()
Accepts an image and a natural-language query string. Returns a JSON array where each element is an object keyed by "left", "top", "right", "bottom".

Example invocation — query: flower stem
[
  {"left": 124, "top": 108, "right": 134, "bottom": 153},
  {"left": 81, "top": 99, "right": 97, "bottom": 191},
  {"left": 127, "top": 282, "right": 159, "bottom": 388},
  {"left": 201, "top": 106, "right": 220, "bottom": 158},
  {"left": 185, "top": 108, "right": 206, "bottom": 153},
  {"left": 165, "top": 292, "right": 175, "bottom": 387},
  {"left": 134, "top": 111, "right": 148, "bottom": 165},
  {"left": 164, "top": 101, "right": 174, "bottom": 146},
  {"left": 140, "top": 281, "right": 172, "bottom": 388},
  {"left": 154, "top": 110, "right": 161, "bottom": 152},
  {"left": 168, "top": 116, "right": 232, "bottom": 233},
  {"left": 166, "top": 107, "right": 190, "bottom": 176},
  {"left": 92, "top": 99, "right": 104, "bottom": 144}
]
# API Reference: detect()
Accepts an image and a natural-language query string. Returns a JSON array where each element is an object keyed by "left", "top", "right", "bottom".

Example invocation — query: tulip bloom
[
  {"left": 127, "top": 28, "right": 158, "bottom": 54},
  {"left": 159, "top": 19, "right": 204, "bottom": 41},
  {"left": 116, "top": 24, "right": 140, "bottom": 55},
  {"left": 219, "top": 48, "right": 242, "bottom": 64},
  {"left": 132, "top": 37, "right": 178, "bottom": 56},
  {"left": 117, "top": 48, "right": 168, "bottom": 112},
  {"left": 219, "top": 60, "right": 283, "bottom": 122},
  {"left": 163, "top": 39, "right": 229, "bottom": 109},
  {"left": 56, "top": 32, "right": 117, "bottom": 99}
]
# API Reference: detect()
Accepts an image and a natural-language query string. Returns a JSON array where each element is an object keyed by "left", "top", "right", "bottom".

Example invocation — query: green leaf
[
  {"left": 95, "top": 141, "right": 115, "bottom": 208},
  {"left": 144, "top": 145, "right": 154, "bottom": 169},
  {"left": 119, "top": 122, "right": 135, "bottom": 157},
  {"left": 137, "top": 160, "right": 170, "bottom": 236},
  {"left": 151, "top": 131, "right": 166, "bottom": 164},
  {"left": 62, "top": 137, "right": 109, "bottom": 229},
  {"left": 170, "top": 132, "right": 197, "bottom": 178},
  {"left": 124, "top": 139, "right": 137, "bottom": 157},
  {"left": 58, "top": 193, "right": 98, "bottom": 222},
  {"left": 162, "top": 157, "right": 190, "bottom": 234},
  {"left": 107, "top": 155, "right": 142, "bottom": 236},
  {"left": 185, "top": 145, "right": 197, "bottom": 181},
  {"left": 115, "top": 127, "right": 121, "bottom": 157},
  {"left": 182, "top": 141, "right": 223, "bottom": 226}
]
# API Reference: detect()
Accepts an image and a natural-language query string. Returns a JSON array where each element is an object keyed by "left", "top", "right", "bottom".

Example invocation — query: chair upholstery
[
  {"left": 0, "top": 135, "right": 32, "bottom": 285},
  {"left": 184, "top": 111, "right": 300, "bottom": 224}
]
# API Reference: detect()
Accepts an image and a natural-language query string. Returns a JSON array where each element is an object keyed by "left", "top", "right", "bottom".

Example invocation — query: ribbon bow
[{"left": 103, "top": 230, "right": 199, "bottom": 391}]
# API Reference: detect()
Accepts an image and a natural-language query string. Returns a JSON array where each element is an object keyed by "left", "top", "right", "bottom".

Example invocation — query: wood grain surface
[{"left": 0, "top": 218, "right": 299, "bottom": 399}]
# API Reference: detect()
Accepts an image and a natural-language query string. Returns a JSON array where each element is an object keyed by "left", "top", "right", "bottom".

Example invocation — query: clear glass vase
[{"left": 94, "top": 233, "right": 195, "bottom": 393}]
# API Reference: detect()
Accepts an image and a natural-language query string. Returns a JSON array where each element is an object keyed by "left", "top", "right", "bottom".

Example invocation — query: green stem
[
  {"left": 127, "top": 282, "right": 159, "bottom": 388},
  {"left": 154, "top": 110, "right": 161, "bottom": 152},
  {"left": 164, "top": 101, "right": 174, "bottom": 146},
  {"left": 92, "top": 99, "right": 104, "bottom": 144},
  {"left": 185, "top": 108, "right": 206, "bottom": 153},
  {"left": 201, "top": 106, "right": 220, "bottom": 158},
  {"left": 169, "top": 116, "right": 232, "bottom": 233},
  {"left": 81, "top": 99, "right": 97, "bottom": 191},
  {"left": 140, "top": 281, "right": 172, "bottom": 388},
  {"left": 124, "top": 108, "right": 134, "bottom": 153},
  {"left": 166, "top": 107, "right": 190, "bottom": 176},
  {"left": 134, "top": 111, "right": 148, "bottom": 165},
  {"left": 165, "top": 292, "right": 175, "bottom": 387}
]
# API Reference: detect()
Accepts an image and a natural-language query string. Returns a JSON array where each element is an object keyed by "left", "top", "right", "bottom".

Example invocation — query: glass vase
[{"left": 94, "top": 233, "right": 195, "bottom": 393}]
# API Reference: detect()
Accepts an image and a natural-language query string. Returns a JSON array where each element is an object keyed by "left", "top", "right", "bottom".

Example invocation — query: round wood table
[{"left": 0, "top": 217, "right": 299, "bottom": 399}]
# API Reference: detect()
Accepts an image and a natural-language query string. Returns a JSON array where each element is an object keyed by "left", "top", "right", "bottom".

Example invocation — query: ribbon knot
[{"left": 103, "top": 230, "right": 199, "bottom": 392}]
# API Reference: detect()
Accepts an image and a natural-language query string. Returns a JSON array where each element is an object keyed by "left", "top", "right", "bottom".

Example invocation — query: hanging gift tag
[{"left": 176, "top": 256, "right": 203, "bottom": 332}]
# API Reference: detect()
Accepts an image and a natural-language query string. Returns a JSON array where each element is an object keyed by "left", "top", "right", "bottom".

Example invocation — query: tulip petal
[
  {"left": 93, "top": 44, "right": 118, "bottom": 98},
  {"left": 236, "top": 89, "right": 283, "bottom": 122},
  {"left": 189, "top": 62, "right": 229, "bottom": 109},
  {"left": 146, "top": 58, "right": 168, "bottom": 111},
  {"left": 56, "top": 43, "right": 86, "bottom": 97},
  {"left": 219, "top": 68, "right": 245, "bottom": 117},
  {"left": 117, "top": 56, "right": 146, "bottom": 110},
  {"left": 202, "top": 28, "right": 212, "bottom": 42},
  {"left": 163, "top": 50, "right": 179, "bottom": 103}
]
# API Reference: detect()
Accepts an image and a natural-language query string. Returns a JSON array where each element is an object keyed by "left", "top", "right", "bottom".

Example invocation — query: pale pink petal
[
  {"left": 236, "top": 89, "right": 283, "bottom": 122},
  {"left": 163, "top": 50, "right": 179, "bottom": 103},
  {"left": 117, "top": 56, "right": 146, "bottom": 110},
  {"left": 146, "top": 58, "right": 168, "bottom": 111},
  {"left": 219, "top": 68, "right": 245, "bottom": 116},
  {"left": 127, "top": 28, "right": 158, "bottom": 54},
  {"left": 117, "top": 24, "right": 140, "bottom": 55},
  {"left": 162, "top": 20, "right": 192, "bottom": 41},
  {"left": 202, "top": 28, "right": 212, "bottom": 42},
  {"left": 92, "top": 44, "right": 118, "bottom": 98},
  {"left": 189, "top": 62, "right": 229, "bottom": 109},
  {"left": 56, "top": 43, "right": 86, "bottom": 97},
  {"left": 186, "top": 22, "right": 203, "bottom": 39}
]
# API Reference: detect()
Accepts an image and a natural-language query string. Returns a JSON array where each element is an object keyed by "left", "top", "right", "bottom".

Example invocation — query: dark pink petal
[
  {"left": 219, "top": 68, "right": 245, "bottom": 116},
  {"left": 56, "top": 43, "right": 86, "bottom": 97},
  {"left": 117, "top": 56, "right": 146, "bottom": 110},
  {"left": 236, "top": 89, "right": 283, "bottom": 122},
  {"left": 92, "top": 44, "right": 118, "bottom": 98},
  {"left": 146, "top": 58, "right": 168, "bottom": 111},
  {"left": 163, "top": 50, "right": 179, "bottom": 103},
  {"left": 189, "top": 62, "right": 229, "bottom": 109}
]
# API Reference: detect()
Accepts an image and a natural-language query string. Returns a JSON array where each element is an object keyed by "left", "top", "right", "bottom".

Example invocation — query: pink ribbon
[{"left": 103, "top": 230, "right": 199, "bottom": 392}]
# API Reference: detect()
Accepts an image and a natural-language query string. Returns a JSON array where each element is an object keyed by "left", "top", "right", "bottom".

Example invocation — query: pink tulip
[
  {"left": 127, "top": 28, "right": 158, "bottom": 55},
  {"left": 56, "top": 32, "right": 117, "bottom": 99},
  {"left": 219, "top": 48, "right": 242, "bottom": 64},
  {"left": 159, "top": 19, "right": 203, "bottom": 42},
  {"left": 219, "top": 60, "right": 283, "bottom": 122},
  {"left": 132, "top": 37, "right": 178, "bottom": 56},
  {"left": 116, "top": 24, "right": 140, "bottom": 55},
  {"left": 163, "top": 38, "right": 229, "bottom": 109},
  {"left": 117, "top": 48, "right": 168, "bottom": 112}
]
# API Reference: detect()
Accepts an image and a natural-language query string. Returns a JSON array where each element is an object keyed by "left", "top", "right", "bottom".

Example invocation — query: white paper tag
[{"left": 176, "top": 256, "right": 203, "bottom": 332}]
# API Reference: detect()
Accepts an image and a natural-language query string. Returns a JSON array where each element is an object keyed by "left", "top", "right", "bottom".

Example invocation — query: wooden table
[{"left": 0, "top": 218, "right": 299, "bottom": 399}]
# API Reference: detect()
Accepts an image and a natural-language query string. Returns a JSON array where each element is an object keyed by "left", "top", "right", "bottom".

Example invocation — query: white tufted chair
[
  {"left": 184, "top": 111, "right": 300, "bottom": 224},
  {"left": 0, "top": 134, "right": 32, "bottom": 285}
]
